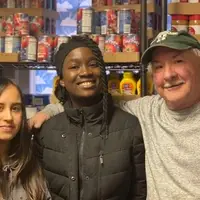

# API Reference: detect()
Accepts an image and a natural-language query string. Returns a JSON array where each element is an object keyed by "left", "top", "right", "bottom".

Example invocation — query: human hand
[{"left": 28, "top": 112, "right": 50, "bottom": 129}]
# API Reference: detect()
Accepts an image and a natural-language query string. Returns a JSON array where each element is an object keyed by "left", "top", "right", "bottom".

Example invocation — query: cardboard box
[{"left": 0, "top": 53, "right": 19, "bottom": 62}]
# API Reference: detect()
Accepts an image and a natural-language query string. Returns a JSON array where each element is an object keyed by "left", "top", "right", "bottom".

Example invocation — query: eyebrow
[{"left": 0, "top": 102, "right": 22, "bottom": 106}]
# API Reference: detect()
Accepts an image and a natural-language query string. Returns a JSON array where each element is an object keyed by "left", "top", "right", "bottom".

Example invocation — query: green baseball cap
[{"left": 141, "top": 30, "right": 200, "bottom": 65}]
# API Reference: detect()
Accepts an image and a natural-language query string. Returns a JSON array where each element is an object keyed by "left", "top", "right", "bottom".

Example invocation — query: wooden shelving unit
[
  {"left": 94, "top": 3, "right": 160, "bottom": 14},
  {"left": 194, "top": 34, "right": 200, "bottom": 41},
  {"left": 103, "top": 52, "right": 140, "bottom": 63},
  {"left": 0, "top": 52, "right": 140, "bottom": 65},
  {"left": 168, "top": 3, "right": 200, "bottom": 15},
  {"left": 0, "top": 8, "right": 59, "bottom": 19},
  {"left": 112, "top": 94, "right": 139, "bottom": 101},
  {"left": 0, "top": 53, "right": 19, "bottom": 62},
  {"left": 168, "top": 3, "right": 200, "bottom": 41}
]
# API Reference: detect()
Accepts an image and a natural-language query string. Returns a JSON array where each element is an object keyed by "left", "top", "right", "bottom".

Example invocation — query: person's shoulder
[
  {"left": 112, "top": 106, "right": 140, "bottom": 127},
  {"left": 41, "top": 111, "right": 66, "bottom": 130}
]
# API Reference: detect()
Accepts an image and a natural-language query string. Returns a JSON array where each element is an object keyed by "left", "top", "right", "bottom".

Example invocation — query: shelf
[
  {"left": 194, "top": 34, "right": 200, "bottom": 41},
  {"left": 103, "top": 52, "right": 140, "bottom": 63},
  {"left": 0, "top": 62, "right": 55, "bottom": 70},
  {"left": 0, "top": 52, "right": 140, "bottom": 69},
  {"left": 0, "top": 8, "right": 59, "bottom": 19},
  {"left": 0, "top": 53, "right": 19, "bottom": 62},
  {"left": 168, "top": 3, "right": 200, "bottom": 15},
  {"left": 112, "top": 94, "right": 139, "bottom": 101},
  {"left": 147, "top": 29, "right": 158, "bottom": 39},
  {"left": 93, "top": 3, "right": 160, "bottom": 14}
]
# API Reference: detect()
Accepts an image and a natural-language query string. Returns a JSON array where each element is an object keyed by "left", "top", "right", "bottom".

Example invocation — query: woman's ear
[{"left": 59, "top": 79, "right": 65, "bottom": 87}]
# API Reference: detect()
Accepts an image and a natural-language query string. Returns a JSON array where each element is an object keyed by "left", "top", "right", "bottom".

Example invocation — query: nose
[
  {"left": 3, "top": 109, "right": 13, "bottom": 121},
  {"left": 163, "top": 64, "right": 177, "bottom": 81},
  {"left": 79, "top": 65, "right": 93, "bottom": 76}
]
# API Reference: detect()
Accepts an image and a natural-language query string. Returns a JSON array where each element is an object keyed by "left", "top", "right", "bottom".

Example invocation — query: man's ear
[{"left": 59, "top": 79, "right": 65, "bottom": 87}]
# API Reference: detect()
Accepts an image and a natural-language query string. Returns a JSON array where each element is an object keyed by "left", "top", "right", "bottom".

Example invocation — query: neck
[
  {"left": 0, "top": 141, "right": 9, "bottom": 164},
  {"left": 70, "top": 94, "right": 102, "bottom": 108}
]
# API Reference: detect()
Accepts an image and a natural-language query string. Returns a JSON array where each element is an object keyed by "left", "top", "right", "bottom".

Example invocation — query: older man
[{"left": 29, "top": 30, "right": 200, "bottom": 199}]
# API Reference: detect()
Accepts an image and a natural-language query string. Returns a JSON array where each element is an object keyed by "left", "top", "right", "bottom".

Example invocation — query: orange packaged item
[
  {"left": 120, "top": 72, "right": 137, "bottom": 95},
  {"left": 171, "top": 15, "right": 188, "bottom": 32}
]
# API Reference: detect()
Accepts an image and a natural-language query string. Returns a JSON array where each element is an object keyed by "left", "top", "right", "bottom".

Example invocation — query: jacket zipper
[
  {"left": 98, "top": 148, "right": 104, "bottom": 200},
  {"left": 79, "top": 109, "right": 86, "bottom": 200}
]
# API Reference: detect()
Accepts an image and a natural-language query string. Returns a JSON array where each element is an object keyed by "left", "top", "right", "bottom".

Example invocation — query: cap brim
[{"left": 141, "top": 43, "right": 192, "bottom": 65}]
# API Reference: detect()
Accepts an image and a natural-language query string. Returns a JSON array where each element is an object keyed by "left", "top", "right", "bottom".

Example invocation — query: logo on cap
[{"left": 151, "top": 31, "right": 178, "bottom": 45}]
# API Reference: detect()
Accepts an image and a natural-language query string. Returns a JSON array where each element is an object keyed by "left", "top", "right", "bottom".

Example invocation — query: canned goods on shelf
[
  {"left": 52, "top": 0, "right": 57, "bottom": 10},
  {"left": 5, "top": 36, "right": 21, "bottom": 53},
  {"left": 117, "top": 9, "right": 132, "bottom": 34},
  {"left": 0, "top": 17, "right": 6, "bottom": 33},
  {"left": 93, "top": 12, "right": 101, "bottom": 34},
  {"left": 0, "top": 37, "right": 5, "bottom": 52},
  {"left": 21, "top": 35, "right": 37, "bottom": 61},
  {"left": 122, "top": 34, "right": 140, "bottom": 52},
  {"left": 106, "top": 0, "right": 112, "bottom": 5},
  {"left": 7, "top": 0, "right": 15, "bottom": 8},
  {"left": 5, "top": 15, "right": 14, "bottom": 36},
  {"left": 37, "top": 35, "right": 54, "bottom": 62},
  {"left": 30, "top": 16, "right": 44, "bottom": 36},
  {"left": 105, "top": 34, "right": 122, "bottom": 52},
  {"left": 188, "top": 0, "right": 200, "bottom": 2},
  {"left": 77, "top": 8, "right": 93, "bottom": 34},
  {"left": 54, "top": 36, "right": 70, "bottom": 53},
  {"left": 129, "top": 0, "right": 139, "bottom": 3},
  {"left": 189, "top": 15, "right": 200, "bottom": 35},
  {"left": 100, "top": 10, "right": 117, "bottom": 35},
  {"left": 31, "top": 0, "right": 44, "bottom": 8},
  {"left": 89, "top": 34, "right": 105, "bottom": 53},
  {"left": 121, "top": 0, "right": 129, "bottom": 4},
  {"left": 45, "top": 0, "right": 52, "bottom": 9},
  {"left": 14, "top": 13, "right": 29, "bottom": 36},
  {"left": 92, "top": 0, "right": 106, "bottom": 7},
  {"left": 0, "top": 0, "right": 7, "bottom": 7},
  {"left": 51, "top": 19, "right": 56, "bottom": 35},
  {"left": 171, "top": 15, "right": 188, "bottom": 32},
  {"left": 45, "top": 18, "right": 51, "bottom": 35},
  {"left": 171, "top": 0, "right": 188, "bottom": 2},
  {"left": 147, "top": 13, "right": 153, "bottom": 29},
  {"left": 16, "top": 0, "right": 31, "bottom": 8},
  {"left": 115, "top": 0, "right": 122, "bottom": 5}
]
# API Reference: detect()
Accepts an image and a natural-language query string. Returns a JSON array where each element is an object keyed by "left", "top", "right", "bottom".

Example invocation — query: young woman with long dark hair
[{"left": 0, "top": 78, "right": 51, "bottom": 200}]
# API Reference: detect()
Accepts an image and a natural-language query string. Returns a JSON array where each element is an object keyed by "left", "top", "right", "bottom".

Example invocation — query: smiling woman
[
  {"left": 0, "top": 78, "right": 51, "bottom": 200},
  {"left": 34, "top": 35, "right": 146, "bottom": 200}
]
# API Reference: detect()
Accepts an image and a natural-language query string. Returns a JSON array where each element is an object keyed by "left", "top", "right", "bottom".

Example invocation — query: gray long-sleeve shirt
[{"left": 42, "top": 95, "right": 200, "bottom": 200}]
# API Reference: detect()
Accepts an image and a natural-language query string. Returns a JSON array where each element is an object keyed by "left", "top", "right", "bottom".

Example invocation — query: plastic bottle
[
  {"left": 120, "top": 72, "right": 137, "bottom": 95},
  {"left": 137, "top": 72, "right": 154, "bottom": 96},
  {"left": 108, "top": 72, "right": 121, "bottom": 95}
]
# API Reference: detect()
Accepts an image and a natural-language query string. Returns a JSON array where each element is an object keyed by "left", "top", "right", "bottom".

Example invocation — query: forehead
[
  {"left": 152, "top": 47, "right": 183, "bottom": 60},
  {"left": 0, "top": 84, "right": 21, "bottom": 103},
  {"left": 65, "top": 47, "right": 94, "bottom": 61}
]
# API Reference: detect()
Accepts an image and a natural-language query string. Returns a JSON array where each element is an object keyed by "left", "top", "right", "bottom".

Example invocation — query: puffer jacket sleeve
[{"left": 131, "top": 120, "right": 146, "bottom": 200}]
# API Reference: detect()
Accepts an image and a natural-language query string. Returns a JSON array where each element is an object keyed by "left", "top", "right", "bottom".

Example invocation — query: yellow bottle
[
  {"left": 120, "top": 72, "right": 137, "bottom": 95},
  {"left": 137, "top": 72, "right": 154, "bottom": 96},
  {"left": 108, "top": 72, "right": 120, "bottom": 95}
]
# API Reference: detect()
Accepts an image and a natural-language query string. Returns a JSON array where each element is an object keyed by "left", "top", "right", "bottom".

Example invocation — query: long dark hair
[
  {"left": 54, "top": 35, "right": 109, "bottom": 136},
  {"left": 0, "top": 78, "right": 48, "bottom": 200}
]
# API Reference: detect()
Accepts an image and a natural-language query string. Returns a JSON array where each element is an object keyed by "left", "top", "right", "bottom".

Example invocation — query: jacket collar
[{"left": 64, "top": 94, "right": 113, "bottom": 125}]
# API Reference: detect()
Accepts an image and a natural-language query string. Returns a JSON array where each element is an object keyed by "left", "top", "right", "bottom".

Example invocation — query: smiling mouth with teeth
[
  {"left": 78, "top": 81, "right": 96, "bottom": 88},
  {"left": 79, "top": 81, "right": 94, "bottom": 85},
  {"left": 165, "top": 82, "right": 184, "bottom": 89}
]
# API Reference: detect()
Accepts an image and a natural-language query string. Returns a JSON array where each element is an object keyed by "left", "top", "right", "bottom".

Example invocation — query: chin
[{"left": 164, "top": 95, "right": 189, "bottom": 110}]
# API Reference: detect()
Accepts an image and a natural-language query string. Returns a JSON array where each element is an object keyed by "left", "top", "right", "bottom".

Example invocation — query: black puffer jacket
[{"left": 37, "top": 97, "right": 146, "bottom": 200}]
